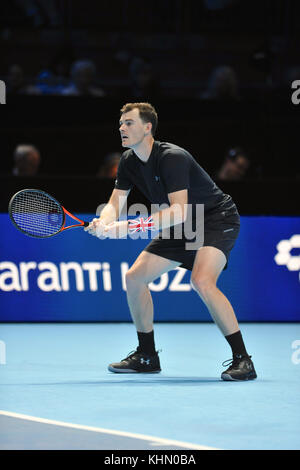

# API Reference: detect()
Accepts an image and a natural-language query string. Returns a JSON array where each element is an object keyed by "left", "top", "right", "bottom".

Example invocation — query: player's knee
[
  {"left": 190, "top": 274, "right": 215, "bottom": 296},
  {"left": 125, "top": 268, "right": 146, "bottom": 290}
]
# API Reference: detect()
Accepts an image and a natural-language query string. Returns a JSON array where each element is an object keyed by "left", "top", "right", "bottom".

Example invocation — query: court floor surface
[{"left": 0, "top": 322, "right": 299, "bottom": 450}]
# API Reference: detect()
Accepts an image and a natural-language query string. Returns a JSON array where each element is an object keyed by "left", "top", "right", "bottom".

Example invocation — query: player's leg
[
  {"left": 190, "top": 246, "right": 257, "bottom": 381},
  {"left": 125, "top": 250, "right": 181, "bottom": 332},
  {"left": 191, "top": 246, "right": 238, "bottom": 335},
  {"left": 108, "top": 251, "right": 181, "bottom": 373}
]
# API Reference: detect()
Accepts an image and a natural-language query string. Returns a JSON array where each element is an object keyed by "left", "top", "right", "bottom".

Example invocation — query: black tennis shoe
[
  {"left": 221, "top": 354, "right": 257, "bottom": 381},
  {"left": 108, "top": 349, "right": 161, "bottom": 373}
]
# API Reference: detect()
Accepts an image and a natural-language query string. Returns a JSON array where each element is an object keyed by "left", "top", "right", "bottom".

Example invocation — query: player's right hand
[{"left": 84, "top": 218, "right": 107, "bottom": 238}]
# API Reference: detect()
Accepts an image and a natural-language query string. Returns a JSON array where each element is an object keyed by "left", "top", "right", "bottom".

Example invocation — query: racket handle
[{"left": 83, "top": 221, "right": 90, "bottom": 227}]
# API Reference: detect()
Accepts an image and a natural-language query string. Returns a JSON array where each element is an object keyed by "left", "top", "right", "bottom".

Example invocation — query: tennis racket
[{"left": 8, "top": 188, "right": 90, "bottom": 238}]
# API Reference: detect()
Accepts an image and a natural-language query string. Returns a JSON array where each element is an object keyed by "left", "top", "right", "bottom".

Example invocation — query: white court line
[{"left": 0, "top": 409, "right": 220, "bottom": 450}]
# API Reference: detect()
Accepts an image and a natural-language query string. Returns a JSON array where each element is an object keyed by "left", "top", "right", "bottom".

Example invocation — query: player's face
[
  {"left": 119, "top": 108, "right": 150, "bottom": 148},
  {"left": 227, "top": 156, "right": 249, "bottom": 179}
]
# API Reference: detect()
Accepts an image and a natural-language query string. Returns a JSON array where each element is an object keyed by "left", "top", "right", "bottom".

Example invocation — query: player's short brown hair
[{"left": 120, "top": 102, "right": 158, "bottom": 136}]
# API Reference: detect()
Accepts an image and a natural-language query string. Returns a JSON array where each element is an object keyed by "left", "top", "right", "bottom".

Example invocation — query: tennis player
[{"left": 85, "top": 102, "right": 257, "bottom": 381}]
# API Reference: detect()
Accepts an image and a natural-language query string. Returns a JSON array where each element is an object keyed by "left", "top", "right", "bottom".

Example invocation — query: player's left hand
[{"left": 85, "top": 218, "right": 108, "bottom": 238}]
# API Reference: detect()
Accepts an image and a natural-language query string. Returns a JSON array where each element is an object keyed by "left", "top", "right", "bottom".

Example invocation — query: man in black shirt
[{"left": 85, "top": 102, "right": 256, "bottom": 381}]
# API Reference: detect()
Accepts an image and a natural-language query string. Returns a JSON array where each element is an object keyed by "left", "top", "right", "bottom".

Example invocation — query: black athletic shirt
[{"left": 114, "top": 141, "right": 236, "bottom": 216}]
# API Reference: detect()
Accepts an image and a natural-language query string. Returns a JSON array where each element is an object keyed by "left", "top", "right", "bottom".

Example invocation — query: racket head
[{"left": 8, "top": 188, "right": 65, "bottom": 238}]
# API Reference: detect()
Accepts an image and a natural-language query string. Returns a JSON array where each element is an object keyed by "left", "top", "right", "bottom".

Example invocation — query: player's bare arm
[
  {"left": 101, "top": 189, "right": 188, "bottom": 239},
  {"left": 155, "top": 189, "right": 188, "bottom": 230},
  {"left": 84, "top": 188, "right": 130, "bottom": 237}
]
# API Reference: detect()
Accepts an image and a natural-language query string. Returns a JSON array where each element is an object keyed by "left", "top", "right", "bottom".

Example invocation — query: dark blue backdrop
[{"left": 0, "top": 214, "right": 299, "bottom": 322}]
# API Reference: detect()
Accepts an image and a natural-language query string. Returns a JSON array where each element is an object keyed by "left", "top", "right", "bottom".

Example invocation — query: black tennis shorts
[{"left": 144, "top": 206, "right": 240, "bottom": 271}]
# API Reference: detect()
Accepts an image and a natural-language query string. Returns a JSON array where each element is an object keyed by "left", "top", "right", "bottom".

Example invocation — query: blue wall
[{"left": 0, "top": 214, "right": 299, "bottom": 322}]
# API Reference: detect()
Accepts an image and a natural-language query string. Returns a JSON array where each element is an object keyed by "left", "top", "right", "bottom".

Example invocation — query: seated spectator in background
[
  {"left": 7, "top": 64, "right": 41, "bottom": 96},
  {"left": 96, "top": 152, "right": 121, "bottom": 179},
  {"left": 50, "top": 47, "right": 75, "bottom": 92},
  {"left": 35, "top": 69, "right": 58, "bottom": 95},
  {"left": 199, "top": 65, "right": 240, "bottom": 101},
  {"left": 13, "top": 144, "right": 41, "bottom": 176},
  {"left": 14, "top": 0, "right": 63, "bottom": 28},
  {"left": 34, "top": 47, "right": 75, "bottom": 95},
  {"left": 215, "top": 147, "right": 250, "bottom": 181},
  {"left": 203, "top": 0, "right": 238, "bottom": 11},
  {"left": 127, "top": 57, "right": 161, "bottom": 100},
  {"left": 282, "top": 65, "right": 300, "bottom": 89},
  {"left": 61, "top": 60, "right": 106, "bottom": 97}
]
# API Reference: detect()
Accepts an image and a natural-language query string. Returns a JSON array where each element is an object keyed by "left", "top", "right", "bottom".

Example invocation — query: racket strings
[{"left": 10, "top": 190, "right": 64, "bottom": 237}]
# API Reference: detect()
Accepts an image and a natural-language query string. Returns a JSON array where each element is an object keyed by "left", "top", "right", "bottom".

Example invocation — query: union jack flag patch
[{"left": 128, "top": 216, "right": 156, "bottom": 233}]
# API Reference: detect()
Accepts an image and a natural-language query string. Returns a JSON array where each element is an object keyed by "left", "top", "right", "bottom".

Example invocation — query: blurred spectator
[
  {"left": 215, "top": 147, "right": 250, "bottom": 181},
  {"left": 35, "top": 70, "right": 58, "bottom": 95},
  {"left": 96, "top": 152, "right": 121, "bottom": 179},
  {"left": 127, "top": 57, "right": 161, "bottom": 100},
  {"left": 12, "top": 144, "right": 41, "bottom": 176},
  {"left": 35, "top": 69, "right": 69, "bottom": 95},
  {"left": 50, "top": 47, "right": 75, "bottom": 89},
  {"left": 33, "top": 47, "right": 75, "bottom": 95},
  {"left": 283, "top": 65, "right": 300, "bottom": 88},
  {"left": 7, "top": 64, "right": 41, "bottom": 96},
  {"left": 61, "top": 60, "right": 106, "bottom": 97},
  {"left": 203, "top": 0, "right": 239, "bottom": 10},
  {"left": 199, "top": 65, "right": 240, "bottom": 101},
  {"left": 14, "top": 0, "right": 63, "bottom": 28}
]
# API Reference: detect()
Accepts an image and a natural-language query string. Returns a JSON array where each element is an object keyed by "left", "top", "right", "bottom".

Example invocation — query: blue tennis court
[{"left": 1, "top": 322, "right": 299, "bottom": 450}]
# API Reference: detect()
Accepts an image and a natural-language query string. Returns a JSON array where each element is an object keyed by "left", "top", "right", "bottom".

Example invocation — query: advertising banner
[{"left": 0, "top": 214, "right": 299, "bottom": 322}]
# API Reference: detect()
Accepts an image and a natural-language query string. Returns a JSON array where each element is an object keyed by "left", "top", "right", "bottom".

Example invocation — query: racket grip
[{"left": 83, "top": 221, "right": 90, "bottom": 227}]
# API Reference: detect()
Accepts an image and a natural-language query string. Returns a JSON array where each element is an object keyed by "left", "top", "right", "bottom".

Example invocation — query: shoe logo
[
  {"left": 140, "top": 358, "right": 150, "bottom": 365},
  {"left": 155, "top": 176, "right": 160, "bottom": 182}
]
